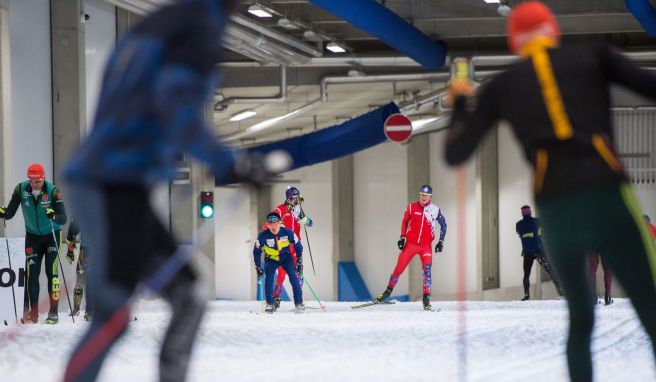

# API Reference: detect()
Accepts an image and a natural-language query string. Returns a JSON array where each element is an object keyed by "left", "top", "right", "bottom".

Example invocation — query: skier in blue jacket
[
  {"left": 253, "top": 212, "right": 304, "bottom": 314},
  {"left": 516, "top": 205, "right": 562, "bottom": 300}
]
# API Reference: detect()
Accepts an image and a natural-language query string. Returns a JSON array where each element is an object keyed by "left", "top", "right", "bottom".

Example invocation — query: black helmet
[{"left": 419, "top": 185, "right": 432, "bottom": 195}]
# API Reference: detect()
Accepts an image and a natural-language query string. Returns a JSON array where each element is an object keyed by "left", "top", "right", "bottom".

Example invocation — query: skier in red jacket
[
  {"left": 375, "top": 185, "right": 447, "bottom": 310},
  {"left": 271, "top": 186, "right": 312, "bottom": 309}
]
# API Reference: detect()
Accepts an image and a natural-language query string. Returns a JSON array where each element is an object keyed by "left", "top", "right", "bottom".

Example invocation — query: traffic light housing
[{"left": 200, "top": 191, "right": 214, "bottom": 218}]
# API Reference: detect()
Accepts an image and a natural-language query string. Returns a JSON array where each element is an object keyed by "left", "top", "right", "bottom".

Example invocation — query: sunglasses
[
  {"left": 267, "top": 218, "right": 280, "bottom": 223},
  {"left": 29, "top": 179, "right": 44, "bottom": 184}
]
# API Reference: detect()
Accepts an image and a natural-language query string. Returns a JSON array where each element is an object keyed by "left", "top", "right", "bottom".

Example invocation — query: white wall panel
[
  {"left": 7, "top": 0, "right": 52, "bottom": 237},
  {"left": 270, "top": 162, "right": 334, "bottom": 300},
  {"left": 354, "top": 142, "right": 408, "bottom": 297},
  {"left": 429, "top": 131, "right": 478, "bottom": 295},
  {"left": 214, "top": 187, "right": 252, "bottom": 299},
  {"left": 497, "top": 125, "right": 536, "bottom": 289},
  {"left": 84, "top": 0, "right": 115, "bottom": 131}
]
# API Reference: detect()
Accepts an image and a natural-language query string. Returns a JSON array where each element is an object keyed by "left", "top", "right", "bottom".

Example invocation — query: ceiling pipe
[
  {"left": 223, "top": 71, "right": 457, "bottom": 142},
  {"left": 230, "top": 14, "right": 323, "bottom": 58},
  {"left": 215, "top": 66, "right": 288, "bottom": 110},
  {"left": 220, "top": 50, "right": 656, "bottom": 68},
  {"left": 103, "top": 0, "right": 319, "bottom": 65}
]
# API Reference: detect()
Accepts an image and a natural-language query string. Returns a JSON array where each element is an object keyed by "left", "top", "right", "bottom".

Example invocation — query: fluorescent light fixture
[
  {"left": 483, "top": 0, "right": 500, "bottom": 3},
  {"left": 326, "top": 42, "right": 346, "bottom": 53},
  {"left": 230, "top": 109, "right": 257, "bottom": 122},
  {"left": 248, "top": 4, "right": 272, "bottom": 18},
  {"left": 278, "top": 18, "right": 300, "bottom": 30}
]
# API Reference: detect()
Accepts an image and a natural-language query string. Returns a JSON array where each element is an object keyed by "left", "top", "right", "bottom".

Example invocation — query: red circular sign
[{"left": 384, "top": 113, "right": 413, "bottom": 142}]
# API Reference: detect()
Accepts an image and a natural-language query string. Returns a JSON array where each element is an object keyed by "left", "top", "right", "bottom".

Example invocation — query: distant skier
[
  {"left": 516, "top": 205, "right": 562, "bottom": 300},
  {"left": 375, "top": 185, "right": 447, "bottom": 311},
  {"left": 0, "top": 163, "right": 67, "bottom": 324},
  {"left": 65, "top": 219, "right": 92, "bottom": 320},
  {"left": 271, "top": 186, "right": 312, "bottom": 308},
  {"left": 253, "top": 212, "right": 304, "bottom": 314},
  {"left": 644, "top": 215, "right": 656, "bottom": 240},
  {"left": 61, "top": 0, "right": 280, "bottom": 381},
  {"left": 588, "top": 252, "right": 612, "bottom": 305},
  {"left": 444, "top": 2, "right": 656, "bottom": 380}
]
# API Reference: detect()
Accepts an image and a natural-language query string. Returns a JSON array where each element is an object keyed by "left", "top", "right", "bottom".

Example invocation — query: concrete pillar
[
  {"left": 51, "top": 0, "right": 85, "bottom": 183},
  {"left": 477, "top": 129, "right": 499, "bottom": 290},
  {"left": 331, "top": 156, "right": 354, "bottom": 299},
  {"left": 407, "top": 134, "right": 430, "bottom": 301},
  {"left": 0, "top": 0, "right": 10, "bottom": 237},
  {"left": 249, "top": 186, "right": 271, "bottom": 298}
]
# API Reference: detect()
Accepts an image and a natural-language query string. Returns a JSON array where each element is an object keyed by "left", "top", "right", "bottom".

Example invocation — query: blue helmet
[
  {"left": 286, "top": 186, "right": 300, "bottom": 201},
  {"left": 419, "top": 185, "right": 432, "bottom": 195}
]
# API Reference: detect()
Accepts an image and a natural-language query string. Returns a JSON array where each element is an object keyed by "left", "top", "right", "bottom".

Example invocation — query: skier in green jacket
[{"left": 0, "top": 163, "right": 67, "bottom": 324}]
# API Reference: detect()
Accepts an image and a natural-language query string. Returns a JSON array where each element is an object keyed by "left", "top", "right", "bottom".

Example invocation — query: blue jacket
[
  {"left": 63, "top": 0, "right": 236, "bottom": 185},
  {"left": 516, "top": 216, "right": 543, "bottom": 254},
  {"left": 253, "top": 227, "right": 303, "bottom": 267}
]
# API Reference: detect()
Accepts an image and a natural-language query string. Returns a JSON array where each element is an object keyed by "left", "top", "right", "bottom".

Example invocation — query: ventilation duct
[
  {"left": 309, "top": 0, "right": 447, "bottom": 69},
  {"left": 625, "top": 0, "right": 656, "bottom": 36}
]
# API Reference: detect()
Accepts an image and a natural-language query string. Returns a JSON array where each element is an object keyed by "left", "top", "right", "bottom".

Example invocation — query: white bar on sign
[{"left": 385, "top": 125, "right": 412, "bottom": 132}]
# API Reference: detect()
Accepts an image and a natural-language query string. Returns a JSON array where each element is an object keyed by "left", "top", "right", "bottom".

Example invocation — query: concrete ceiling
[{"left": 107, "top": 0, "right": 656, "bottom": 144}]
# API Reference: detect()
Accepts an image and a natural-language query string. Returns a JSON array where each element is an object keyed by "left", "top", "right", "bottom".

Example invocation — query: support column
[
  {"left": 407, "top": 134, "right": 430, "bottom": 301},
  {"left": 477, "top": 129, "right": 499, "bottom": 290},
  {"left": 332, "top": 156, "right": 354, "bottom": 299},
  {"left": 51, "top": 0, "right": 85, "bottom": 183},
  {"left": 0, "top": 0, "right": 10, "bottom": 237},
  {"left": 249, "top": 185, "right": 271, "bottom": 298}
]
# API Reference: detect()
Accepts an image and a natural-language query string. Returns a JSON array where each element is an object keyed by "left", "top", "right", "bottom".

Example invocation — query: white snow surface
[{"left": 0, "top": 299, "right": 654, "bottom": 382}]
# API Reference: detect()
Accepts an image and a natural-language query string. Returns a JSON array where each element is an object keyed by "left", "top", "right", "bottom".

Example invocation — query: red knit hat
[
  {"left": 27, "top": 163, "right": 45, "bottom": 181},
  {"left": 507, "top": 1, "right": 560, "bottom": 54}
]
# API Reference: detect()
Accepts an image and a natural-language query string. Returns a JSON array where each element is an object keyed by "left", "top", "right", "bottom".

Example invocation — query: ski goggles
[{"left": 266, "top": 214, "right": 281, "bottom": 223}]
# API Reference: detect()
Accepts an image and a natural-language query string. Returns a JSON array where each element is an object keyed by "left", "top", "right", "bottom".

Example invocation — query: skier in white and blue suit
[{"left": 254, "top": 212, "right": 304, "bottom": 314}]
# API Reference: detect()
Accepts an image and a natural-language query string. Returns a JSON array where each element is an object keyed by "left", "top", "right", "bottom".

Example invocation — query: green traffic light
[{"left": 200, "top": 205, "right": 214, "bottom": 218}]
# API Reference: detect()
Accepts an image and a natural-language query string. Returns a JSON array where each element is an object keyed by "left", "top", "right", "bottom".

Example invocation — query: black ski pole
[
  {"left": 299, "top": 203, "right": 316, "bottom": 276},
  {"left": 3, "top": 220, "right": 18, "bottom": 324},
  {"left": 50, "top": 221, "right": 75, "bottom": 323}
]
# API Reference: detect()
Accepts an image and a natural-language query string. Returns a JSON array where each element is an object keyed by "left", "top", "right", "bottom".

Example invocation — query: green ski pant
[{"left": 537, "top": 183, "right": 656, "bottom": 382}]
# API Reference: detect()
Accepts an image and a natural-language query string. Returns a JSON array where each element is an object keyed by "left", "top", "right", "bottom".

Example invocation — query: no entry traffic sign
[{"left": 384, "top": 113, "right": 413, "bottom": 143}]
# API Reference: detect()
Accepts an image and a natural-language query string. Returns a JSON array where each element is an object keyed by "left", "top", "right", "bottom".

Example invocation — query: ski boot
[
  {"left": 376, "top": 287, "right": 393, "bottom": 303},
  {"left": 422, "top": 294, "right": 432, "bottom": 311},
  {"left": 46, "top": 311, "right": 59, "bottom": 324},
  {"left": 22, "top": 309, "right": 38, "bottom": 324},
  {"left": 71, "top": 305, "right": 80, "bottom": 316},
  {"left": 84, "top": 311, "right": 92, "bottom": 321},
  {"left": 604, "top": 294, "right": 614, "bottom": 306},
  {"left": 264, "top": 304, "right": 275, "bottom": 314},
  {"left": 521, "top": 294, "right": 530, "bottom": 301},
  {"left": 273, "top": 297, "right": 281, "bottom": 311},
  {"left": 294, "top": 304, "right": 305, "bottom": 314}
]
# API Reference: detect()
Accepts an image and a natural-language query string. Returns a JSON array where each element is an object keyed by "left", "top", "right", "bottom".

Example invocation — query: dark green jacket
[{"left": 4, "top": 180, "right": 67, "bottom": 236}]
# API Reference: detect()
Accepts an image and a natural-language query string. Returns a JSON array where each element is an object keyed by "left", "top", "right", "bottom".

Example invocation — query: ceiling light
[
  {"left": 326, "top": 42, "right": 346, "bottom": 53},
  {"left": 230, "top": 109, "right": 257, "bottom": 122},
  {"left": 248, "top": 4, "right": 272, "bottom": 18},
  {"left": 278, "top": 18, "right": 301, "bottom": 30},
  {"left": 483, "top": 0, "right": 500, "bottom": 3}
]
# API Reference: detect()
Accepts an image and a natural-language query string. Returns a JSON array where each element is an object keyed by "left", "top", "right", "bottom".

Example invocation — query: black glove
[
  {"left": 233, "top": 150, "right": 292, "bottom": 189},
  {"left": 46, "top": 208, "right": 56, "bottom": 220},
  {"left": 0, "top": 207, "right": 5, "bottom": 219},
  {"left": 296, "top": 258, "right": 303, "bottom": 276},
  {"left": 435, "top": 240, "right": 444, "bottom": 253},
  {"left": 255, "top": 265, "right": 264, "bottom": 278},
  {"left": 397, "top": 236, "right": 406, "bottom": 250}
]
